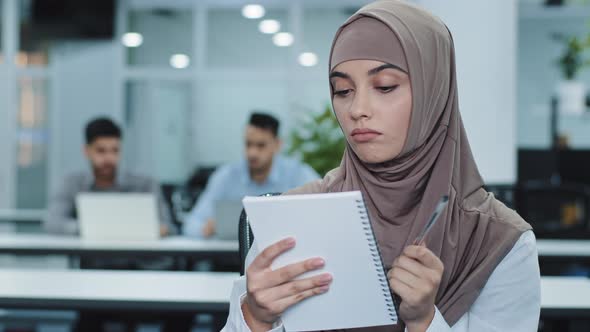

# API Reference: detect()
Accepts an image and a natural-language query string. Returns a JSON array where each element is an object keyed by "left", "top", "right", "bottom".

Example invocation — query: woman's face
[{"left": 331, "top": 59, "right": 412, "bottom": 164}]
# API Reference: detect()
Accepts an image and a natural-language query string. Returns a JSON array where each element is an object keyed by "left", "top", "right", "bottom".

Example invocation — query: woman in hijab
[{"left": 222, "top": 1, "right": 540, "bottom": 331}]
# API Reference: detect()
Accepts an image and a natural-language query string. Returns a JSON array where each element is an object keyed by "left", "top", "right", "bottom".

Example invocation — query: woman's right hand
[{"left": 242, "top": 237, "right": 333, "bottom": 331}]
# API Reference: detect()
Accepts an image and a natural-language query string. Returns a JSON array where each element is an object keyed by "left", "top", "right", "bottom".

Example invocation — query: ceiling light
[
  {"left": 298, "top": 52, "right": 318, "bottom": 67},
  {"left": 170, "top": 54, "right": 190, "bottom": 69},
  {"left": 273, "top": 32, "right": 294, "bottom": 47},
  {"left": 122, "top": 32, "right": 143, "bottom": 47},
  {"left": 259, "top": 19, "right": 280, "bottom": 34},
  {"left": 242, "top": 4, "right": 265, "bottom": 19}
]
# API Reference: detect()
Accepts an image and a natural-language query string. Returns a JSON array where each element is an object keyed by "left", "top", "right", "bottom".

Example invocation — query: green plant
[
  {"left": 288, "top": 104, "right": 346, "bottom": 177},
  {"left": 552, "top": 33, "right": 590, "bottom": 80}
]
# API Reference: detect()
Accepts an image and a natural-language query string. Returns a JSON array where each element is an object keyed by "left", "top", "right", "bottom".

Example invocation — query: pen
[{"left": 413, "top": 195, "right": 449, "bottom": 245}]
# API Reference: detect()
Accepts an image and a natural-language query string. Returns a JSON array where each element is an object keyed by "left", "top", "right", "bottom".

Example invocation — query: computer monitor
[
  {"left": 517, "top": 149, "right": 557, "bottom": 184},
  {"left": 559, "top": 150, "right": 590, "bottom": 186},
  {"left": 518, "top": 148, "right": 590, "bottom": 185}
]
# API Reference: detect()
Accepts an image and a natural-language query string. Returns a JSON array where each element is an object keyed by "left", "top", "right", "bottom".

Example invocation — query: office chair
[
  {"left": 160, "top": 184, "right": 201, "bottom": 230},
  {"left": 483, "top": 183, "right": 515, "bottom": 209},
  {"left": 238, "top": 193, "right": 282, "bottom": 276}
]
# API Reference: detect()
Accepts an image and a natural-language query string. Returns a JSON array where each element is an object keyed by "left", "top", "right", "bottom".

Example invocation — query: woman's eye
[
  {"left": 334, "top": 89, "right": 352, "bottom": 97},
  {"left": 376, "top": 85, "right": 399, "bottom": 93}
]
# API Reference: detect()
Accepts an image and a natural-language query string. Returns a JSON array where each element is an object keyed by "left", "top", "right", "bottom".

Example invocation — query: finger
[
  {"left": 250, "top": 237, "right": 296, "bottom": 270},
  {"left": 393, "top": 254, "right": 429, "bottom": 278},
  {"left": 388, "top": 276, "right": 414, "bottom": 300},
  {"left": 265, "top": 258, "right": 326, "bottom": 287},
  {"left": 388, "top": 267, "right": 421, "bottom": 290},
  {"left": 272, "top": 285, "right": 330, "bottom": 314},
  {"left": 403, "top": 245, "right": 443, "bottom": 271},
  {"left": 265, "top": 273, "right": 333, "bottom": 302},
  {"left": 388, "top": 258, "right": 398, "bottom": 273}
]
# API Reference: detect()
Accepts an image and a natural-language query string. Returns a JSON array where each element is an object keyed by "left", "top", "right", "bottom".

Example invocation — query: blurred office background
[
  {"left": 1, "top": 0, "right": 587, "bottom": 210},
  {"left": 0, "top": 0, "right": 589, "bottom": 331}
]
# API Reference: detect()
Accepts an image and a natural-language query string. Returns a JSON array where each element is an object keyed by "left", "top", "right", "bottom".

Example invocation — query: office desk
[
  {"left": 0, "top": 209, "right": 45, "bottom": 233},
  {"left": 0, "top": 234, "right": 238, "bottom": 261},
  {"left": 541, "top": 276, "right": 590, "bottom": 318},
  {"left": 0, "top": 209, "right": 45, "bottom": 222},
  {"left": 0, "top": 272, "right": 583, "bottom": 318},
  {"left": 537, "top": 239, "right": 590, "bottom": 260},
  {"left": 0, "top": 269, "right": 237, "bottom": 314}
]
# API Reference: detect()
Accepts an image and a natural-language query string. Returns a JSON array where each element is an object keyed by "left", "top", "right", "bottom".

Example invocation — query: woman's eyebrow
[
  {"left": 330, "top": 63, "right": 407, "bottom": 80},
  {"left": 329, "top": 71, "right": 350, "bottom": 80},
  {"left": 368, "top": 63, "right": 406, "bottom": 75}
]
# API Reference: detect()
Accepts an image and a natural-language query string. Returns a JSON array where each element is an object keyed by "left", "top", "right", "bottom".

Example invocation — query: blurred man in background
[
  {"left": 184, "top": 112, "right": 319, "bottom": 238},
  {"left": 45, "top": 117, "right": 192, "bottom": 332},
  {"left": 45, "top": 117, "right": 176, "bottom": 239}
]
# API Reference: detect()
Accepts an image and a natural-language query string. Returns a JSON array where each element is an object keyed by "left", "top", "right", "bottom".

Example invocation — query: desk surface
[
  {"left": 541, "top": 276, "right": 590, "bottom": 318},
  {"left": 0, "top": 235, "right": 583, "bottom": 255},
  {"left": 0, "top": 234, "right": 238, "bottom": 259},
  {"left": 542, "top": 277, "right": 590, "bottom": 308},
  {"left": 537, "top": 239, "right": 590, "bottom": 258},
  {"left": 0, "top": 209, "right": 45, "bottom": 222},
  {"left": 0, "top": 236, "right": 586, "bottom": 263},
  {"left": 0, "top": 271, "right": 583, "bottom": 316},
  {"left": 0, "top": 269, "right": 238, "bottom": 313}
]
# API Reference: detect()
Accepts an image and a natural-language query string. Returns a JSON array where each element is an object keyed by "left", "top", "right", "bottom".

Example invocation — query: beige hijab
[{"left": 288, "top": 0, "right": 531, "bottom": 330}]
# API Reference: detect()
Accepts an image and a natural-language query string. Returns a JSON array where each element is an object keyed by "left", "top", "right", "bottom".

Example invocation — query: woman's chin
[{"left": 354, "top": 149, "right": 400, "bottom": 164}]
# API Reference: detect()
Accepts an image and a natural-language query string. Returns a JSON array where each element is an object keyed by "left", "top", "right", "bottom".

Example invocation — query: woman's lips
[{"left": 350, "top": 128, "right": 382, "bottom": 143}]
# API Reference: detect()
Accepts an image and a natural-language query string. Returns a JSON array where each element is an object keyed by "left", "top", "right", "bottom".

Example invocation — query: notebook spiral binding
[{"left": 356, "top": 198, "right": 398, "bottom": 322}]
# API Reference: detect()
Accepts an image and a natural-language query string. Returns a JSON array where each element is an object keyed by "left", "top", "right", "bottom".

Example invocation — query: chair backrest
[{"left": 238, "top": 193, "right": 282, "bottom": 276}]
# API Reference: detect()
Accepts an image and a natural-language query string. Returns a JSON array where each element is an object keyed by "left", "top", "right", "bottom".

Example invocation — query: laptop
[
  {"left": 214, "top": 201, "right": 244, "bottom": 241},
  {"left": 76, "top": 193, "right": 160, "bottom": 241}
]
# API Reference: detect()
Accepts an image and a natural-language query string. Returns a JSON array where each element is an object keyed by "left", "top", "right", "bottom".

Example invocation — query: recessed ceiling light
[
  {"left": 242, "top": 4, "right": 265, "bottom": 19},
  {"left": 122, "top": 32, "right": 143, "bottom": 47},
  {"left": 170, "top": 54, "right": 190, "bottom": 69},
  {"left": 273, "top": 32, "right": 294, "bottom": 47},
  {"left": 298, "top": 52, "right": 318, "bottom": 67},
  {"left": 259, "top": 19, "right": 281, "bottom": 34}
]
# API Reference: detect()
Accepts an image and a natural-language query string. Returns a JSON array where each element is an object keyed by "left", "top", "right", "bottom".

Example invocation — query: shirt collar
[
  {"left": 83, "top": 168, "right": 126, "bottom": 190},
  {"left": 240, "top": 156, "right": 281, "bottom": 186}
]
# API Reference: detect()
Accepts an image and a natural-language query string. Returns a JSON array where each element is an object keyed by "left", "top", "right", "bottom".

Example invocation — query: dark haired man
[
  {"left": 184, "top": 112, "right": 319, "bottom": 238},
  {"left": 45, "top": 117, "right": 175, "bottom": 237},
  {"left": 45, "top": 117, "right": 193, "bottom": 332}
]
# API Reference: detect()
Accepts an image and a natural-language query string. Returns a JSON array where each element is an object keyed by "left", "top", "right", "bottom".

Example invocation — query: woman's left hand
[{"left": 388, "top": 243, "right": 444, "bottom": 332}]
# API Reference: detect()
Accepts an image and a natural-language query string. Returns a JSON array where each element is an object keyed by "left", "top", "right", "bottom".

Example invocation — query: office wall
[
  {"left": 125, "top": 81, "right": 192, "bottom": 183},
  {"left": 46, "top": 1, "right": 526, "bottom": 192},
  {"left": 51, "top": 42, "right": 119, "bottom": 185},
  {"left": 0, "top": 67, "right": 15, "bottom": 208},
  {"left": 418, "top": 0, "right": 518, "bottom": 184},
  {"left": 127, "top": 10, "right": 193, "bottom": 68},
  {"left": 518, "top": 12, "right": 590, "bottom": 149},
  {"left": 128, "top": 7, "right": 350, "bottom": 167}
]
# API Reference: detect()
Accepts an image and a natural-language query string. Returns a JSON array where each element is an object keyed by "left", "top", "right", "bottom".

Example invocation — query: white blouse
[{"left": 221, "top": 230, "right": 540, "bottom": 332}]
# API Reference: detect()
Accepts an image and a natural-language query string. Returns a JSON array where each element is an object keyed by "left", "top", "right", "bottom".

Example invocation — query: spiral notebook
[{"left": 243, "top": 191, "right": 398, "bottom": 332}]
